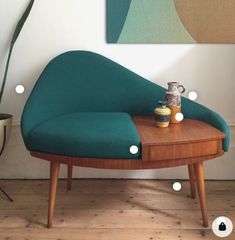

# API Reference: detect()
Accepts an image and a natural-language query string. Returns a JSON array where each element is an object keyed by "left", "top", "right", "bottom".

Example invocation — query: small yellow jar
[{"left": 154, "top": 101, "right": 171, "bottom": 128}]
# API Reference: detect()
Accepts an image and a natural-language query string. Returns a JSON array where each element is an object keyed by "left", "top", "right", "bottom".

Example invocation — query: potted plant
[{"left": 0, "top": 0, "right": 35, "bottom": 201}]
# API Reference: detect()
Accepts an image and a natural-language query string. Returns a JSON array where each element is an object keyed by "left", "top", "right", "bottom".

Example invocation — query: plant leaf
[{"left": 0, "top": 0, "right": 35, "bottom": 104}]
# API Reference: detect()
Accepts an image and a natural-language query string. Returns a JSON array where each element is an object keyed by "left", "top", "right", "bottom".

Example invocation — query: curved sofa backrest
[
  {"left": 21, "top": 51, "right": 230, "bottom": 151},
  {"left": 21, "top": 51, "right": 165, "bottom": 139}
]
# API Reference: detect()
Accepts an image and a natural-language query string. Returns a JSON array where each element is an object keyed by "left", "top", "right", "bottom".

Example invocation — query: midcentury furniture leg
[
  {"left": 194, "top": 161, "right": 209, "bottom": 227},
  {"left": 47, "top": 161, "right": 60, "bottom": 228},
  {"left": 67, "top": 163, "right": 73, "bottom": 191},
  {"left": 188, "top": 164, "right": 196, "bottom": 199}
]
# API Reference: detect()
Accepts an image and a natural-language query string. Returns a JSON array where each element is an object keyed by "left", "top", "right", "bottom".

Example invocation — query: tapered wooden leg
[
  {"left": 188, "top": 164, "right": 196, "bottom": 199},
  {"left": 47, "top": 161, "right": 60, "bottom": 228},
  {"left": 67, "top": 164, "right": 73, "bottom": 191},
  {"left": 194, "top": 162, "right": 209, "bottom": 227}
]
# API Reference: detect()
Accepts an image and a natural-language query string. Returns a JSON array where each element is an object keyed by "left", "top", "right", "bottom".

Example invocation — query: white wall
[{"left": 0, "top": 0, "right": 234, "bottom": 179}]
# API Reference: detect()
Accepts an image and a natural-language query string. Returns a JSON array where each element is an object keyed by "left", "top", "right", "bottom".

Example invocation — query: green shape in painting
[
  {"left": 106, "top": 0, "right": 132, "bottom": 43},
  {"left": 118, "top": 0, "right": 195, "bottom": 43}
]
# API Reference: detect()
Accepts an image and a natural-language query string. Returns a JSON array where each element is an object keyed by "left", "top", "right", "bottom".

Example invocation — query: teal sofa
[
  {"left": 21, "top": 51, "right": 229, "bottom": 158},
  {"left": 21, "top": 51, "right": 230, "bottom": 228}
]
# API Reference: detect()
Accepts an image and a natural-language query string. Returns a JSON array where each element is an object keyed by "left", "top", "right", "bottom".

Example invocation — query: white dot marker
[
  {"left": 188, "top": 91, "right": 198, "bottom": 101},
  {"left": 175, "top": 112, "right": 184, "bottom": 122},
  {"left": 173, "top": 182, "right": 182, "bottom": 192},
  {"left": 15, "top": 84, "right": 25, "bottom": 94},
  {"left": 130, "top": 145, "right": 138, "bottom": 154}
]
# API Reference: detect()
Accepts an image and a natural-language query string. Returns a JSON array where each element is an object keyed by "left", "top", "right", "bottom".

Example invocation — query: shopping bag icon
[{"left": 218, "top": 222, "right": 226, "bottom": 231}]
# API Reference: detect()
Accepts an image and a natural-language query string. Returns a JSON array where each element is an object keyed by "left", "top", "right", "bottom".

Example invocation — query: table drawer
[{"left": 144, "top": 140, "right": 219, "bottom": 161}]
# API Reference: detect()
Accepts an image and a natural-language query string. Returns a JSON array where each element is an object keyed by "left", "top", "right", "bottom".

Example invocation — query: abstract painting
[{"left": 106, "top": 0, "right": 235, "bottom": 43}]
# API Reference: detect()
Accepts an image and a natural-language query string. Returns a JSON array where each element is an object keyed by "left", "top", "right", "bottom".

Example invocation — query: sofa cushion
[{"left": 27, "top": 112, "right": 141, "bottom": 159}]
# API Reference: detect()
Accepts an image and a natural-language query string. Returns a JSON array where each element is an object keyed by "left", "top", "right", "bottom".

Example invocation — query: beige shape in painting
[{"left": 174, "top": 0, "right": 235, "bottom": 43}]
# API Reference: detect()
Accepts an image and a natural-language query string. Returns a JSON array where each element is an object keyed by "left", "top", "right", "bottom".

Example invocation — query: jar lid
[{"left": 158, "top": 101, "right": 167, "bottom": 108}]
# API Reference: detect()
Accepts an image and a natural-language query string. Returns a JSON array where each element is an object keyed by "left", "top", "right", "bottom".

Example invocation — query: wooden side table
[
  {"left": 133, "top": 116, "right": 225, "bottom": 227},
  {"left": 31, "top": 116, "right": 225, "bottom": 228}
]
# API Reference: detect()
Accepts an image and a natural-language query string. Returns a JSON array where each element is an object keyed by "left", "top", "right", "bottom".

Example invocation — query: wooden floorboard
[{"left": 0, "top": 180, "right": 234, "bottom": 240}]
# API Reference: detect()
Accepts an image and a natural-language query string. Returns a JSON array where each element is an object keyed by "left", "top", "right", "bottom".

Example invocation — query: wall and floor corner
[{"left": 0, "top": 0, "right": 234, "bottom": 179}]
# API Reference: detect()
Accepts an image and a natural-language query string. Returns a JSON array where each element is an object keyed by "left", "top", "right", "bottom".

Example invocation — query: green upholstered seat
[
  {"left": 21, "top": 51, "right": 230, "bottom": 158},
  {"left": 26, "top": 112, "right": 140, "bottom": 159}
]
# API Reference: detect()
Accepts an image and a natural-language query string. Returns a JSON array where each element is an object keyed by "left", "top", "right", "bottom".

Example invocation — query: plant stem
[
  {"left": 0, "top": 46, "right": 13, "bottom": 103},
  {"left": 0, "top": 0, "right": 35, "bottom": 104}
]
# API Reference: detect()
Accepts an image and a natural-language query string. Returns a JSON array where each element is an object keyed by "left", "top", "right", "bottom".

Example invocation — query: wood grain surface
[
  {"left": 133, "top": 117, "right": 225, "bottom": 146},
  {"left": 0, "top": 180, "right": 234, "bottom": 240}
]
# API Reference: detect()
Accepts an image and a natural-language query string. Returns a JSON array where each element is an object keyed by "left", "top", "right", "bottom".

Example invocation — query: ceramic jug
[
  {"left": 154, "top": 101, "right": 171, "bottom": 128},
  {"left": 165, "top": 82, "right": 185, "bottom": 123}
]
